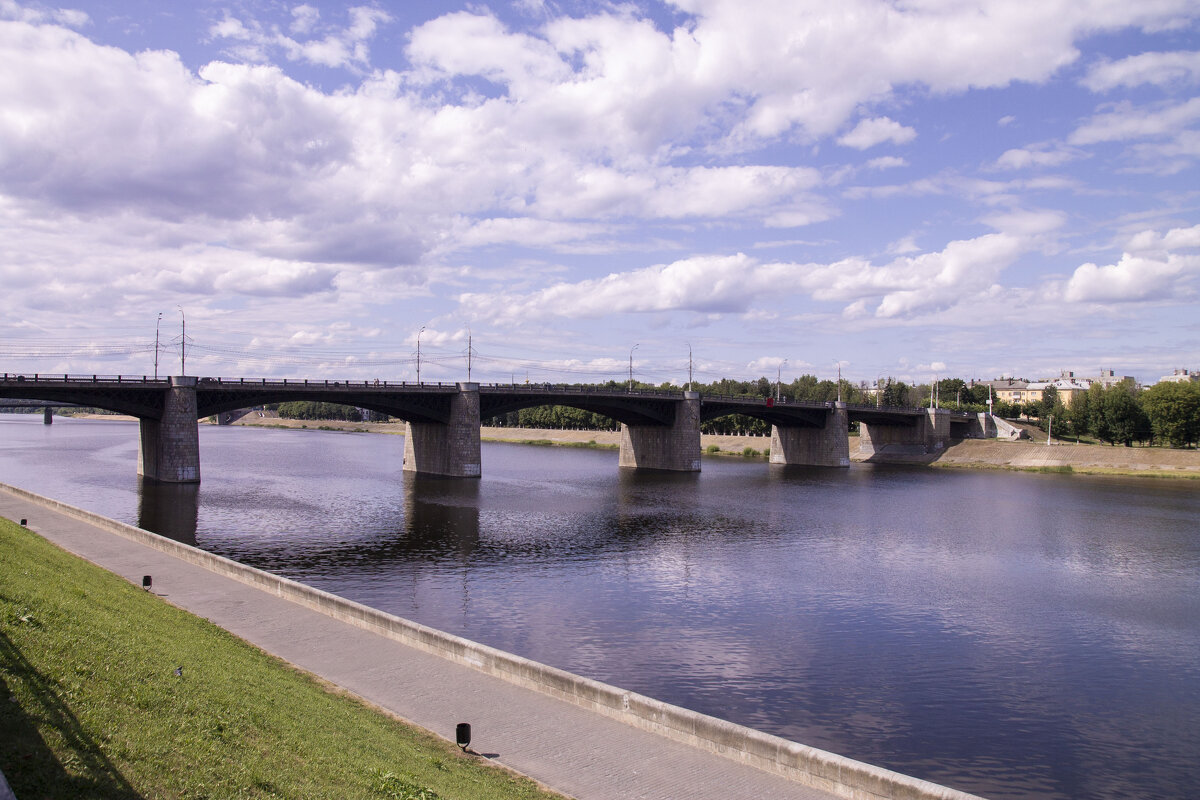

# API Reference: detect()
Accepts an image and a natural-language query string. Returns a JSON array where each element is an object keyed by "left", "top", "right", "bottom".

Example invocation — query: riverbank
[
  {"left": 926, "top": 437, "right": 1200, "bottom": 478},
  {"left": 75, "top": 413, "right": 1200, "bottom": 477},
  {"left": 0, "top": 514, "right": 561, "bottom": 800},
  {"left": 480, "top": 426, "right": 1200, "bottom": 477}
]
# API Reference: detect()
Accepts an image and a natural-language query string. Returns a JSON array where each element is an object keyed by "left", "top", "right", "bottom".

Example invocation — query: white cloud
[
  {"left": 1083, "top": 50, "right": 1200, "bottom": 91},
  {"left": 1063, "top": 253, "right": 1196, "bottom": 302},
  {"left": 458, "top": 232, "right": 1033, "bottom": 324},
  {"left": 838, "top": 117, "right": 916, "bottom": 150},
  {"left": 981, "top": 208, "right": 1068, "bottom": 236},
  {"left": 1063, "top": 223, "right": 1200, "bottom": 303},
  {"left": 211, "top": 5, "right": 390, "bottom": 71},
  {"left": 0, "top": 0, "right": 87, "bottom": 27},
  {"left": 290, "top": 5, "right": 320, "bottom": 35},
  {"left": 865, "top": 156, "right": 908, "bottom": 170},
  {"left": 1124, "top": 223, "right": 1200, "bottom": 254},
  {"left": 1069, "top": 96, "right": 1200, "bottom": 144},
  {"left": 992, "top": 144, "right": 1079, "bottom": 170}
]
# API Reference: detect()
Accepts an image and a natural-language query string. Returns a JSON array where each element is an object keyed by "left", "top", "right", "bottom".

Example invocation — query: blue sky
[{"left": 1, "top": 0, "right": 1198, "bottom": 387}]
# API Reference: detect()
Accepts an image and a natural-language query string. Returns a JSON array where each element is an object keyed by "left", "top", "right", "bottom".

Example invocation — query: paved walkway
[{"left": 0, "top": 488, "right": 840, "bottom": 800}]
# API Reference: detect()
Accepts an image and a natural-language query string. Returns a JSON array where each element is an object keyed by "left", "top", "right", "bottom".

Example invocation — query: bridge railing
[
  {"left": 701, "top": 393, "right": 834, "bottom": 408},
  {"left": 843, "top": 402, "right": 975, "bottom": 418},
  {"left": 199, "top": 377, "right": 459, "bottom": 390},
  {"left": 478, "top": 383, "right": 683, "bottom": 399},
  {"left": 1, "top": 373, "right": 169, "bottom": 385}
]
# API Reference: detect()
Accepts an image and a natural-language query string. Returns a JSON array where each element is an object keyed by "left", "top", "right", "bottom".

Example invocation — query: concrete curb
[{"left": 2, "top": 483, "right": 983, "bottom": 800}]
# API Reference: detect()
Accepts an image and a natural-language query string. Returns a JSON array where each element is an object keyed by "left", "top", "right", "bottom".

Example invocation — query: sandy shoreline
[{"left": 59, "top": 413, "right": 1200, "bottom": 477}]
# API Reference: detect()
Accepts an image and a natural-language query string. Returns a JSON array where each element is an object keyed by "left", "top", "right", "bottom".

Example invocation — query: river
[{"left": 1, "top": 413, "right": 1197, "bottom": 800}]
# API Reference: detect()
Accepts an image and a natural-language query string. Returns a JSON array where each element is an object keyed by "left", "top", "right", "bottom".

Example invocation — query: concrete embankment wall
[{"left": 3, "top": 483, "right": 983, "bottom": 800}]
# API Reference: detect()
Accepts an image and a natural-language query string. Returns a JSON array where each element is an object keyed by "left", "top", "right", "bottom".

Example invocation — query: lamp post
[
  {"left": 154, "top": 312, "right": 163, "bottom": 379},
  {"left": 416, "top": 326, "right": 425, "bottom": 384},
  {"left": 776, "top": 358, "right": 787, "bottom": 401},
  {"left": 628, "top": 343, "right": 639, "bottom": 391},
  {"left": 687, "top": 342, "right": 693, "bottom": 391},
  {"left": 177, "top": 306, "right": 186, "bottom": 376}
]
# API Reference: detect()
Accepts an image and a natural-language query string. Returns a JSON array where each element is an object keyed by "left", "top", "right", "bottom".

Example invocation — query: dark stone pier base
[
  {"left": 138, "top": 376, "right": 200, "bottom": 483},
  {"left": 403, "top": 383, "right": 482, "bottom": 478},
  {"left": 618, "top": 392, "right": 701, "bottom": 472},
  {"left": 769, "top": 403, "right": 850, "bottom": 467}
]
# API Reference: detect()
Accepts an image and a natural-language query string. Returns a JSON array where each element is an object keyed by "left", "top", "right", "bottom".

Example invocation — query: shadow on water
[
  {"left": 0, "top": 631, "right": 143, "bottom": 800},
  {"left": 136, "top": 480, "right": 199, "bottom": 545}
]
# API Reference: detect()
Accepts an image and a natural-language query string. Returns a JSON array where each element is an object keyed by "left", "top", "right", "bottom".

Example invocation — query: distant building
[
  {"left": 983, "top": 370, "right": 1122, "bottom": 408},
  {"left": 1158, "top": 368, "right": 1200, "bottom": 384},
  {"left": 1093, "top": 369, "right": 1136, "bottom": 388}
]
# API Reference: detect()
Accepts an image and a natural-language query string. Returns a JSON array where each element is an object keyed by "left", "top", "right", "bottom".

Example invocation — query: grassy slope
[{"left": 0, "top": 517, "right": 563, "bottom": 800}]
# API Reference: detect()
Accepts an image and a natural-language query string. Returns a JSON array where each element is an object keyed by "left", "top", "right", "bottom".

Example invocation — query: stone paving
[{"left": 0, "top": 487, "right": 840, "bottom": 800}]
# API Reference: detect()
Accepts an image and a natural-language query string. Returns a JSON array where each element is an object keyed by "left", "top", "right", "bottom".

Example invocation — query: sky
[{"left": 1, "top": 0, "right": 1198, "bottom": 388}]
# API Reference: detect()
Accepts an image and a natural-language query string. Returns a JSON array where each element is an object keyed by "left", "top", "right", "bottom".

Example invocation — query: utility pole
[
  {"left": 628, "top": 343, "right": 639, "bottom": 391},
  {"left": 154, "top": 312, "right": 162, "bottom": 379},
  {"left": 687, "top": 343, "right": 693, "bottom": 391},
  {"left": 416, "top": 326, "right": 425, "bottom": 384},
  {"left": 177, "top": 306, "right": 186, "bottom": 376}
]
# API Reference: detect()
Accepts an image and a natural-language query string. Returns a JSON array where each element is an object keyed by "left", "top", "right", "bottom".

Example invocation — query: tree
[
  {"left": 1094, "top": 382, "right": 1151, "bottom": 446},
  {"left": 880, "top": 378, "right": 909, "bottom": 407},
  {"left": 1039, "top": 385, "right": 1059, "bottom": 418},
  {"left": 1141, "top": 381, "right": 1200, "bottom": 448}
]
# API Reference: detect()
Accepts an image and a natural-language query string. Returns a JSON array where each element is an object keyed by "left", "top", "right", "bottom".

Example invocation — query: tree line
[{"left": 1001, "top": 380, "right": 1200, "bottom": 448}]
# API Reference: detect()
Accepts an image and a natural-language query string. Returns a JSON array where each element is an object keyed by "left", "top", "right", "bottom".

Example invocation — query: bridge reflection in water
[
  {"left": 137, "top": 473, "right": 482, "bottom": 555},
  {"left": 3, "top": 373, "right": 991, "bottom": 484}
]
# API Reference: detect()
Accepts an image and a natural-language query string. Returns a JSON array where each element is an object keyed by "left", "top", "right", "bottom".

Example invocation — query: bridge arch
[
  {"left": 0, "top": 376, "right": 167, "bottom": 418},
  {"left": 478, "top": 387, "right": 678, "bottom": 427}
]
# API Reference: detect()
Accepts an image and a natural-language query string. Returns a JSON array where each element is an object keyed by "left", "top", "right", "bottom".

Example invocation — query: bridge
[
  {"left": 0, "top": 396, "right": 80, "bottom": 424},
  {"left": 0, "top": 373, "right": 990, "bottom": 483}
]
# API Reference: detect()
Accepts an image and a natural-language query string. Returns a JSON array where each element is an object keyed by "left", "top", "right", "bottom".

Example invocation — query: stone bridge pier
[
  {"left": 138, "top": 376, "right": 201, "bottom": 483},
  {"left": 402, "top": 383, "right": 482, "bottom": 478},
  {"left": 769, "top": 403, "right": 850, "bottom": 467},
  {"left": 858, "top": 408, "right": 951, "bottom": 459},
  {"left": 618, "top": 392, "right": 701, "bottom": 471}
]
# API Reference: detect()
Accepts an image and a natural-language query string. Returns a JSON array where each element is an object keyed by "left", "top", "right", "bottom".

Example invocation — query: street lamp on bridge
[
  {"left": 628, "top": 343, "right": 639, "bottom": 391},
  {"left": 154, "top": 312, "right": 163, "bottom": 380},
  {"left": 177, "top": 306, "right": 186, "bottom": 376},
  {"left": 417, "top": 326, "right": 425, "bottom": 384}
]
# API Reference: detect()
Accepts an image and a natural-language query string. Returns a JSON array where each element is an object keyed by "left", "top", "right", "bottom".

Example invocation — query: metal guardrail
[
  {"left": 478, "top": 383, "right": 683, "bottom": 399},
  {"left": 200, "top": 377, "right": 455, "bottom": 389},
  {"left": 1, "top": 373, "right": 168, "bottom": 384}
]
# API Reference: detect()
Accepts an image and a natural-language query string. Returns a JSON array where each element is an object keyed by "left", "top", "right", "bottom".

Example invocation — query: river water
[{"left": 1, "top": 414, "right": 1197, "bottom": 800}]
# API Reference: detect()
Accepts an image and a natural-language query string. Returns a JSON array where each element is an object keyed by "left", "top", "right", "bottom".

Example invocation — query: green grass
[{"left": 0, "top": 517, "right": 564, "bottom": 800}]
